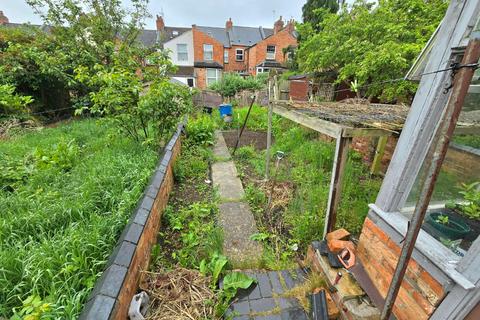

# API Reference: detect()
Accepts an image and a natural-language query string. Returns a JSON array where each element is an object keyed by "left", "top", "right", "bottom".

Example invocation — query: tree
[
  {"left": 210, "top": 73, "right": 265, "bottom": 101},
  {"left": 297, "top": 0, "right": 448, "bottom": 102},
  {"left": 302, "top": 0, "right": 339, "bottom": 30}
]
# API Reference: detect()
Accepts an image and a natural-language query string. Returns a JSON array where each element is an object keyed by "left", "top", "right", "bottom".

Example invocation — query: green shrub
[{"left": 185, "top": 113, "right": 216, "bottom": 146}]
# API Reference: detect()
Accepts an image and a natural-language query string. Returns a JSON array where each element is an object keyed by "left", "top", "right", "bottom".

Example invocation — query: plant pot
[
  {"left": 448, "top": 208, "right": 480, "bottom": 242},
  {"left": 425, "top": 211, "right": 470, "bottom": 240}
]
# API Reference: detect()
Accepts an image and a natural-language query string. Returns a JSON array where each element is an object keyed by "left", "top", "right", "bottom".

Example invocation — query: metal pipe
[
  {"left": 232, "top": 95, "right": 256, "bottom": 155},
  {"left": 380, "top": 37, "right": 480, "bottom": 320}
]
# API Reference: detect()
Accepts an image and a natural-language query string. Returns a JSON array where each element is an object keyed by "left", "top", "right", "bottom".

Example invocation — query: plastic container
[{"left": 219, "top": 104, "right": 233, "bottom": 118}]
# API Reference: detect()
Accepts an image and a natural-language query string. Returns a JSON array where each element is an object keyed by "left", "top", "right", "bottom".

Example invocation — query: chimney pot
[
  {"left": 226, "top": 17, "right": 233, "bottom": 30},
  {"left": 274, "top": 16, "right": 284, "bottom": 34}
]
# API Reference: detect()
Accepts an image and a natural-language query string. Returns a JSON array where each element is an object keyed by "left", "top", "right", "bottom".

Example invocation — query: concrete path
[{"left": 212, "top": 131, "right": 263, "bottom": 267}]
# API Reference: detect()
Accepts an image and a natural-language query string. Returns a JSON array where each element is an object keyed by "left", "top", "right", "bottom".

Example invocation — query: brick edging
[{"left": 80, "top": 122, "right": 184, "bottom": 320}]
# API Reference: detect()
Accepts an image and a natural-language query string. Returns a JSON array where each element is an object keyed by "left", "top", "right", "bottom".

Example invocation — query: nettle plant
[{"left": 75, "top": 47, "right": 192, "bottom": 144}]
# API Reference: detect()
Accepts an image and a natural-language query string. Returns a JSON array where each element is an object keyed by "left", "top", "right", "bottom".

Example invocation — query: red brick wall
[
  {"left": 247, "top": 28, "right": 297, "bottom": 75},
  {"left": 224, "top": 45, "right": 248, "bottom": 72},
  {"left": 195, "top": 68, "right": 207, "bottom": 89},
  {"left": 192, "top": 27, "right": 224, "bottom": 64},
  {"left": 289, "top": 79, "right": 309, "bottom": 101},
  {"left": 351, "top": 136, "right": 398, "bottom": 173},
  {"left": 357, "top": 218, "right": 446, "bottom": 320}
]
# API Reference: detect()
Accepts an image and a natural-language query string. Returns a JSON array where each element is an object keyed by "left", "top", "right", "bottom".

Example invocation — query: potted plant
[
  {"left": 425, "top": 212, "right": 470, "bottom": 240},
  {"left": 445, "top": 181, "right": 480, "bottom": 241}
]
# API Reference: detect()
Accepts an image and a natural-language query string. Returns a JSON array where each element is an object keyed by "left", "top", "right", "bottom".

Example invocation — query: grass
[
  {"left": 231, "top": 106, "right": 382, "bottom": 269},
  {"left": 453, "top": 134, "right": 480, "bottom": 149},
  {"left": 0, "top": 119, "right": 158, "bottom": 318}
]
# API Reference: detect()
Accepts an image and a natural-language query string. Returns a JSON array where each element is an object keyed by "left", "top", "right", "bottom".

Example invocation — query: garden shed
[{"left": 267, "top": 1, "right": 480, "bottom": 319}]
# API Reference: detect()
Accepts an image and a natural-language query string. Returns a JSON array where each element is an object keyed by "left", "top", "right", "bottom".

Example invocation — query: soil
[{"left": 222, "top": 130, "right": 272, "bottom": 150}]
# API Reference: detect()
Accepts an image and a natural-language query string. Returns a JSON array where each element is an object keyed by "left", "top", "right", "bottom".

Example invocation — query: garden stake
[
  {"left": 265, "top": 151, "right": 285, "bottom": 218},
  {"left": 232, "top": 95, "right": 256, "bottom": 155}
]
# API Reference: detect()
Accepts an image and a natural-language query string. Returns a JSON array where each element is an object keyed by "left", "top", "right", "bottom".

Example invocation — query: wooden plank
[
  {"left": 265, "top": 79, "right": 274, "bottom": 180},
  {"left": 343, "top": 127, "right": 392, "bottom": 138},
  {"left": 272, "top": 103, "right": 342, "bottom": 138},
  {"left": 323, "top": 135, "right": 351, "bottom": 238},
  {"left": 371, "top": 136, "right": 388, "bottom": 175}
]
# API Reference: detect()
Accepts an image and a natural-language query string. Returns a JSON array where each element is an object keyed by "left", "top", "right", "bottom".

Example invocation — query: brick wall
[
  {"left": 192, "top": 26, "right": 224, "bottom": 64},
  {"left": 195, "top": 68, "right": 207, "bottom": 89},
  {"left": 247, "top": 28, "right": 297, "bottom": 75},
  {"left": 443, "top": 143, "right": 480, "bottom": 182},
  {"left": 80, "top": 123, "right": 184, "bottom": 320},
  {"left": 357, "top": 218, "right": 446, "bottom": 320},
  {"left": 351, "top": 136, "right": 398, "bottom": 173},
  {"left": 225, "top": 45, "right": 249, "bottom": 72}
]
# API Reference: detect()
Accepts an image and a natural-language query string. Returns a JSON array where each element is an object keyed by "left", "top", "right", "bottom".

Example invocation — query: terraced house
[{"left": 153, "top": 15, "right": 298, "bottom": 89}]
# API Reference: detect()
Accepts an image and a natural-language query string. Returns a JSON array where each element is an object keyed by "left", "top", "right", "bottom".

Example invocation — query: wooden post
[
  {"left": 323, "top": 133, "right": 351, "bottom": 238},
  {"left": 370, "top": 136, "right": 388, "bottom": 175},
  {"left": 265, "top": 78, "right": 275, "bottom": 180}
]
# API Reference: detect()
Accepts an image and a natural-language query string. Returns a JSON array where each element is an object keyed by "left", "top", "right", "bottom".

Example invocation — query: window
[
  {"left": 256, "top": 67, "right": 270, "bottom": 73},
  {"left": 224, "top": 49, "right": 229, "bottom": 64},
  {"left": 204, "top": 44, "right": 213, "bottom": 61},
  {"left": 206, "top": 68, "right": 221, "bottom": 86},
  {"left": 177, "top": 44, "right": 188, "bottom": 61},
  {"left": 266, "top": 45, "right": 276, "bottom": 60},
  {"left": 187, "top": 78, "right": 194, "bottom": 87},
  {"left": 172, "top": 30, "right": 179, "bottom": 36},
  {"left": 235, "top": 49, "right": 244, "bottom": 61}
]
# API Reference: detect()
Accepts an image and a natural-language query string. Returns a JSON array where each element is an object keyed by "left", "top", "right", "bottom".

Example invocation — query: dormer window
[
  {"left": 172, "top": 30, "right": 179, "bottom": 36},
  {"left": 236, "top": 49, "right": 244, "bottom": 61},
  {"left": 267, "top": 45, "right": 276, "bottom": 60}
]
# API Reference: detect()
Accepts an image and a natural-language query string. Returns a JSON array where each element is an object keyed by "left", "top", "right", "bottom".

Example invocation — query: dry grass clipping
[
  {"left": 260, "top": 180, "right": 294, "bottom": 212},
  {"left": 282, "top": 272, "right": 327, "bottom": 311},
  {"left": 140, "top": 268, "right": 217, "bottom": 320}
]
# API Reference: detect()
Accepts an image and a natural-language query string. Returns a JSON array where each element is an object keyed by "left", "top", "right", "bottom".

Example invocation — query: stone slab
[
  {"left": 213, "top": 130, "right": 231, "bottom": 159},
  {"left": 212, "top": 161, "right": 245, "bottom": 201},
  {"left": 218, "top": 202, "right": 262, "bottom": 265}
]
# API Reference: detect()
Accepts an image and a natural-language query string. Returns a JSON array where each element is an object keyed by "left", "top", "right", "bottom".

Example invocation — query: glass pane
[
  {"left": 177, "top": 44, "right": 187, "bottom": 53},
  {"left": 206, "top": 69, "right": 216, "bottom": 77},
  {"left": 403, "top": 64, "right": 480, "bottom": 256}
]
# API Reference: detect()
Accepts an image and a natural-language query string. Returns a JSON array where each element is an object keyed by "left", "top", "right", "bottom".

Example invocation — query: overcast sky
[{"left": 1, "top": 0, "right": 307, "bottom": 29}]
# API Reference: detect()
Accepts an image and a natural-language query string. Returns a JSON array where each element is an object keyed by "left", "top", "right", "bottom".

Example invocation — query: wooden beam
[
  {"left": 323, "top": 135, "right": 351, "bottom": 238},
  {"left": 343, "top": 127, "right": 393, "bottom": 138},
  {"left": 272, "top": 103, "right": 342, "bottom": 138},
  {"left": 371, "top": 136, "right": 388, "bottom": 175}
]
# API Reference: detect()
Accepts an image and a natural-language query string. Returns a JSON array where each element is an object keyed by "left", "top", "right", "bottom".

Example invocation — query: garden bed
[{"left": 0, "top": 119, "right": 160, "bottom": 318}]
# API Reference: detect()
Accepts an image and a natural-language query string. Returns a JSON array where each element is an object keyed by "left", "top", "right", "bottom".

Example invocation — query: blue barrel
[{"left": 219, "top": 104, "right": 233, "bottom": 118}]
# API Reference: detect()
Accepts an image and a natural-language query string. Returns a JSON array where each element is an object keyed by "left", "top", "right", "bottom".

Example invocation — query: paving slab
[
  {"left": 212, "top": 161, "right": 245, "bottom": 201},
  {"left": 218, "top": 202, "right": 262, "bottom": 265},
  {"left": 213, "top": 130, "right": 231, "bottom": 160},
  {"left": 228, "top": 270, "right": 309, "bottom": 320}
]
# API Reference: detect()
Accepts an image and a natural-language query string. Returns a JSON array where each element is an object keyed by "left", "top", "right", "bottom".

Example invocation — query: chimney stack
[
  {"left": 0, "top": 11, "right": 9, "bottom": 25},
  {"left": 287, "top": 19, "right": 295, "bottom": 32},
  {"left": 226, "top": 17, "right": 233, "bottom": 30},
  {"left": 156, "top": 15, "right": 165, "bottom": 31},
  {"left": 274, "top": 16, "right": 284, "bottom": 34}
]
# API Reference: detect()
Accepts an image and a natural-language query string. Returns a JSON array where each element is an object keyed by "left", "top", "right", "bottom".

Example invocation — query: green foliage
[
  {"left": 216, "top": 272, "right": 256, "bottom": 317},
  {"left": 436, "top": 214, "right": 449, "bottom": 225},
  {"left": 297, "top": 0, "right": 448, "bottom": 102},
  {"left": 302, "top": 0, "right": 339, "bottom": 29},
  {"left": 0, "top": 84, "right": 33, "bottom": 115},
  {"left": 185, "top": 113, "right": 217, "bottom": 146},
  {"left": 458, "top": 182, "right": 480, "bottom": 220},
  {"left": 0, "top": 119, "right": 157, "bottom": 318},
  {"left": 453, "top": 135, "right": 480, "bottom": 149},
  {"left": 76, "top": 49, "right": 192, "bottom": 143},
  {"left": 210, "top": 73, "right": 265, "bottom": 99},
  {"left": 199, "top": 253, "right": 229, "bottom": 286},
  {"left": 10, "top": 295, "right": 53, "bottom": 320}
]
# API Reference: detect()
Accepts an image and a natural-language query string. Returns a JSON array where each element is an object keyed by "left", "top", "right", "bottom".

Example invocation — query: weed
[{"left": 0, "top": 119, "right": 157, "bottom": 318}]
